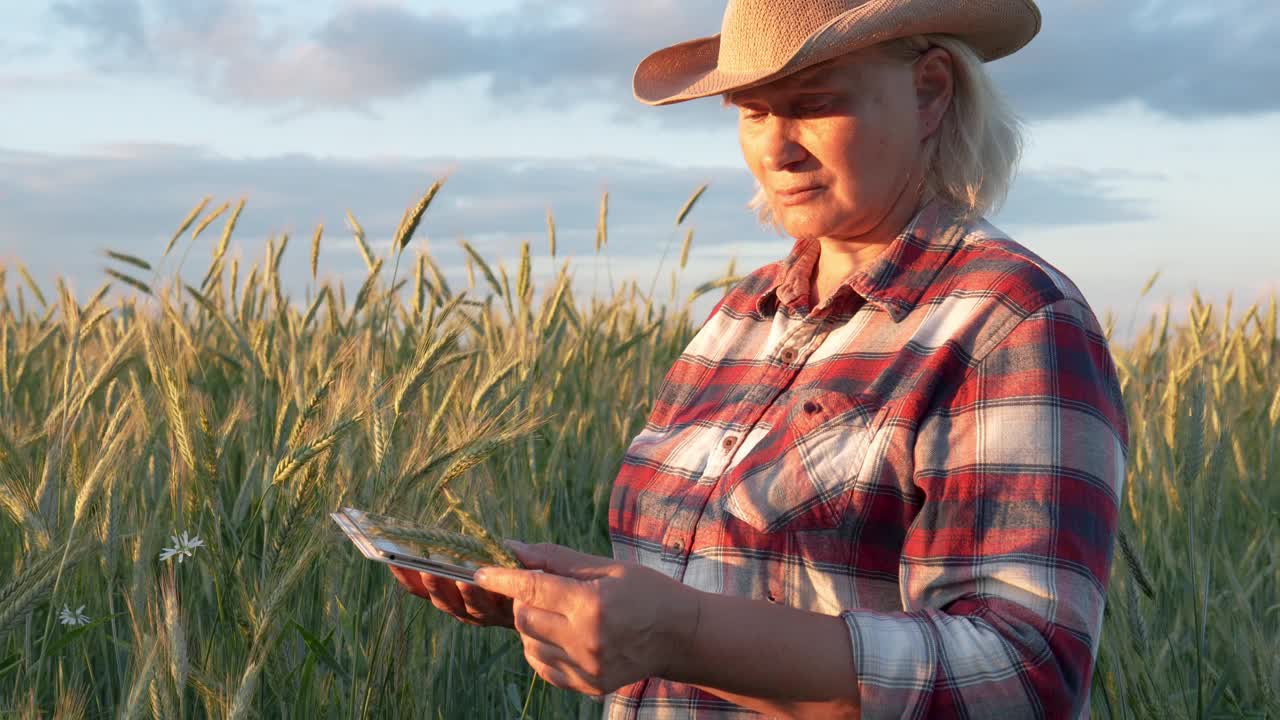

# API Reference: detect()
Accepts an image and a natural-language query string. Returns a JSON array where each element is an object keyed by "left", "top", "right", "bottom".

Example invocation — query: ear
[{"left": 913, "top": 46, "right": 954, "bottom": 142}]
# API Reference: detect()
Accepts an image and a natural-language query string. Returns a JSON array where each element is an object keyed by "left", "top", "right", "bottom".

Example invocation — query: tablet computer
[{"left": 331, "top": 506, "right": 483, "bottom": 585}]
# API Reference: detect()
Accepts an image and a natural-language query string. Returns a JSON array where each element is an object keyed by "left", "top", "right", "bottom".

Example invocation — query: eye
[{"left": 795, "top": 98, "right": 831, "bottom": 115}]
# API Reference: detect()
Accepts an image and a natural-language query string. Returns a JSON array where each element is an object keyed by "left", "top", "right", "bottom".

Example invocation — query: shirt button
[
  {"left": 722, "top": 435, "right": 737, "bottom": 450},
  {"left": 670, "top": 540, "right": 683, "bottom": 553},
  {"left": 767, "top": 591, "right": 777, "bottom": 603},
  {"left": 780, "top": 347, "right": 797, "bottom": 363},
  {"left": 803, "top": 400, "right": 820, "bottom": 414}
]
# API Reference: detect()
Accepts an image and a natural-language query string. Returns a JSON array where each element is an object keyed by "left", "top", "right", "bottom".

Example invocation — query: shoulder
[
  {"left": 928, "top": 218, "right": 1109, "bottom": 357},
  {"left": 948, "top": 218, "right": 1092, "bottom": 313},
  {"left": 923, "top": 219, "right": 1129, "bottom": 446}
]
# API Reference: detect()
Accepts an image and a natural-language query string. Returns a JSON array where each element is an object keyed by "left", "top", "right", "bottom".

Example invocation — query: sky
[{"left": 2, "top": 0, "right": 1278, "bottom": 345}]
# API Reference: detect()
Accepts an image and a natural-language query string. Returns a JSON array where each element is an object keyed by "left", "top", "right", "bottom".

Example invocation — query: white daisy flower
[
  {"left": 159, "top": 531, "right": 206, "bottom": 563},
  {"left": 59, "top": 604, "right": 90, "bottom": 626}
]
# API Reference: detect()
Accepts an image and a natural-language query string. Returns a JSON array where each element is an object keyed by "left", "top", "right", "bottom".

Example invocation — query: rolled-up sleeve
[{"left": 840, "top": 297, "right": 1129, "bottom": 719}]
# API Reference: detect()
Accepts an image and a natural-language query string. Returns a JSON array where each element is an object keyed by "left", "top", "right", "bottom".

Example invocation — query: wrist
[{"left": 659, "top": 582, "right": 703, "bottom": 681}]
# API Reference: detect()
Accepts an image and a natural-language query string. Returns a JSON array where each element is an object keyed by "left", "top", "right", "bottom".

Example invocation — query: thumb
[
  {"left": 508, "top": 541, "right": 614, "bottom": 579},
  {"left": 472, "top": 566, "right": 577, "bottom": 608}
]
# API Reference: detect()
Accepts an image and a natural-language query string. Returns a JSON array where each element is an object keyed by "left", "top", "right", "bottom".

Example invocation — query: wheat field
[{"left": 0, "top": 188, "right": 1276, "bottom": 719}]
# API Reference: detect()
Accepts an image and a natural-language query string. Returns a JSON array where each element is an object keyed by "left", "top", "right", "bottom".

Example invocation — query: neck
[{"left": 809, "top": 174, "right": 931, "bottom": 303}]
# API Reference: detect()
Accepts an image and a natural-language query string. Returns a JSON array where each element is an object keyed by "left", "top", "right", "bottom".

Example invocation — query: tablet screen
[{"left": 332, "top": 507, "right": 482, "bottom": 584}]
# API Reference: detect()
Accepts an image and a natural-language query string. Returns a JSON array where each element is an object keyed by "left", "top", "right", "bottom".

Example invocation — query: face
[{"left": 729, "top": 43, "right": 952, "bottom": 243}]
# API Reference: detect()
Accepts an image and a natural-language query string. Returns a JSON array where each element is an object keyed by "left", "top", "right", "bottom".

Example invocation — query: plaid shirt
[{"left": 604, "top": 199, "right": 1129, "bottom": 719}]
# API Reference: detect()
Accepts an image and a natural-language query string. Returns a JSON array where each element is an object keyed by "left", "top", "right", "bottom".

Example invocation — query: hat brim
[{"left": 633, "top": 0, "right": 1041, "bottom": 106}]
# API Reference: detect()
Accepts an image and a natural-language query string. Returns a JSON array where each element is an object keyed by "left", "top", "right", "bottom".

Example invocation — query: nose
[{"left": 759, "top": 116, "right": 808, "bottom": 173}]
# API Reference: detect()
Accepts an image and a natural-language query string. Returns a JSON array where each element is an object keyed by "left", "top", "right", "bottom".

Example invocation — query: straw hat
[{"left": 633, "top": 0, "right": 1041, "bottom": 106}]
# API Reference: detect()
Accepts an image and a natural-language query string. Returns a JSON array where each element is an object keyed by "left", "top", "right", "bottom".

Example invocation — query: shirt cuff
[{"left": 840, "top": 609, "right": 939, "bottom": 719}]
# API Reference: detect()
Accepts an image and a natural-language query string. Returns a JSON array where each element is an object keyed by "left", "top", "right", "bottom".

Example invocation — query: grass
[
  {"left": 0, "top": 188, "right": 1276, "bottom": 719},
  {"left": 1091, "top": 287, "right": 1280, "bottom": 718}
]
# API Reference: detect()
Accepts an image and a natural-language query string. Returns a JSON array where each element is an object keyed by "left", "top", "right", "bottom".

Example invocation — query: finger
[
  {"left": 456, "top": 581, "right": 503, "bottom": 620},
  {"left": 508, "top": 542, "right": 614, "bottom": 579},
  {"left": 512, "top": 600, "right": 572, "bottom": 646},
  {"left": 389, "top": 566, "right": 428, "bottom": 598},
  {"left": 391, "top": 568, "right": 482, "bottom": 625},
  {"left": 474, "top": 567, "right": 581, "bottom": 609},
  {"left": 417, "top": 571, "right": 477, "bottom": 621},
  {"left": 418, "top": 571, "right": 458, "bottom": 596}
]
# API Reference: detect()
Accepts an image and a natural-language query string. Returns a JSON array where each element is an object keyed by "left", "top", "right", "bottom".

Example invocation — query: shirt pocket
[{"left": 720, "top": 392, "right": 886, "bottom": 533}]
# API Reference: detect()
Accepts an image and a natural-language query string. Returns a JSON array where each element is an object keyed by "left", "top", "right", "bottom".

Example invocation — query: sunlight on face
[{"left": 728, "top": 45, "right": 931, "bottom": 243}]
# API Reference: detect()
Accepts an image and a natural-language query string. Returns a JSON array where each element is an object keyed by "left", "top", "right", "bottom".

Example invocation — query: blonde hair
[{"left": 737, "top": 33, "right": 1024, "bottom": 229}]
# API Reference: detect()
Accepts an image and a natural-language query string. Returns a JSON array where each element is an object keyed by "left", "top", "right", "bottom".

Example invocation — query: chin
[{"left": 778, "top": 210, "right": 837, "bottom": 241}]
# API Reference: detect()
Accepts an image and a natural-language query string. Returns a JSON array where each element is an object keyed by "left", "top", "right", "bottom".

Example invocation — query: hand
[
  {"left": 473, "top": 541, "right": 701, "bottom": 697},
  {"left": 389, "top": 563, "right": 515, "bottom": 629}
]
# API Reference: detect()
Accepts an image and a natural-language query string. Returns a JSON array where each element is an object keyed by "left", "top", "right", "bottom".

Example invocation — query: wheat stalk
[
  {"left": 120, "top": 636, "right": 162, "bottom": 720},
  {"left": 105, "top": 250, "right": 153, "bottom": 273},
  {"left": 0, "top": 548, "right": 60, "bottom": 634},
  {"left": 18, "top": 264, "right": 47, "bottom": 307},
  {"left": 675, "top": 183, "right": 708, "bottom": 225},
  {"left": 459, "top": 240, "right": 503, "bottom": 298},
  {"left": 160, "top": 572, "right": 187, "bottom": 692},
  {"left": 394, "top": 327, "right": 462, "bottom": 417},
  {"left": 0, "top": 540, "right": 94, "bottom": 634},
  {"left": 189, "top": 201, "right": 230, "bottom": 242},
  {"left": 273, "top": 414, "right": 363, "bottom": 486},
  {"left": 679, "top": 228, "right": 695, "bottom": 270},
  {"left": 438, "top": 485, "right": 519, "bottom": 568},
  {"left": 469, "top": 357, "right": 522, "bottom": 414},
  {"left": 346, "top": 209, "right": 375, "bottom": 271},
  {"left": 1116, "top": 529, "right": 1154, "bottom": 599},
  {"left": 72, "top": 400, "right": 132, "bottom": 525},
  {"left": 362, "top": 512, "right": 519, "bottom": 569},
  {"left": 595, "top": 190, "right": 609, "bottom": 252},
  {"left": 395, "top": 180, "right": 443, "bottom": 252},
  {"left": 164, "top": 196, "right": 211, "bottom": 256},
  {"left": 310, "top": 223, "right": 323, "bottom": 281},
  {"left": 546, "top": 209, "right": 557, "bottom": 258}
]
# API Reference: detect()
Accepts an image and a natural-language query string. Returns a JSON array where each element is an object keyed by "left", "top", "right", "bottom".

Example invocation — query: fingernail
[{"left": 473, "top": 569, "right": 488, "bottom": 583}]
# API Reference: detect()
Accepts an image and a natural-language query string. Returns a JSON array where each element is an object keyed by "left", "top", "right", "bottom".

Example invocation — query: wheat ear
[{"left": 363, "top": 514, "right": 520, "bottom": 569}]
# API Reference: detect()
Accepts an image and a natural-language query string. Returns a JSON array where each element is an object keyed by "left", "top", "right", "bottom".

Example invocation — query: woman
[{"left": 391, "top": 1, "right": 1129, "bottom": 718}]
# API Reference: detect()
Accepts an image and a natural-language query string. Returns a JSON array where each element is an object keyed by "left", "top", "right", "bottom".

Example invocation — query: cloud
[
  {"left": 44, "top": 0, "right": 723, "bottom": 117},
  {"left": 989, "top": 0, "right": 1280, "bottom": 120},
  {"left": 0, "top": 143, "right": 1152, "bottom": 311},
  {"left": 994, "top": 167, "right": 1154, "bottom": 228},
  {"left": 51, "top": 0, "right": 149, "bottom": 67},
  {"left": 47, "top": 0, "right": 1280, "bottom": 122},
  {"left": 0, "top": 143, "right": 762, "bottom": 304}
]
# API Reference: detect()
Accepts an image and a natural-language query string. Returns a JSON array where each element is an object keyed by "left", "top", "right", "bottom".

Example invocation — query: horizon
[{"left": 3, "top": 1, "right": 1278, "bottom": 345}]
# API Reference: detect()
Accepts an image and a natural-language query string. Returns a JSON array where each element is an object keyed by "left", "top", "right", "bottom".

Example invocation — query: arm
[
  {"left": 665, "top": 590, "right": 862, "bottom": 718},
  {"left": 837, "top": 297, "right": 1128, "bottom": 717},
  {"left": 675, "top": 298, "right": 1127, "bottom": 718}
]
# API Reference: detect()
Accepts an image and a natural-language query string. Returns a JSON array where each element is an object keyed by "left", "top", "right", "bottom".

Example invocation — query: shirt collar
[{"left": 753, "top": 198, "right": 973, "bottom": 322}]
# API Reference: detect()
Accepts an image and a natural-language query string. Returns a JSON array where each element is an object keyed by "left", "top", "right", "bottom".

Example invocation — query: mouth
[{"left": 775, "top": 185, "right": 825, "bottom": 206}]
